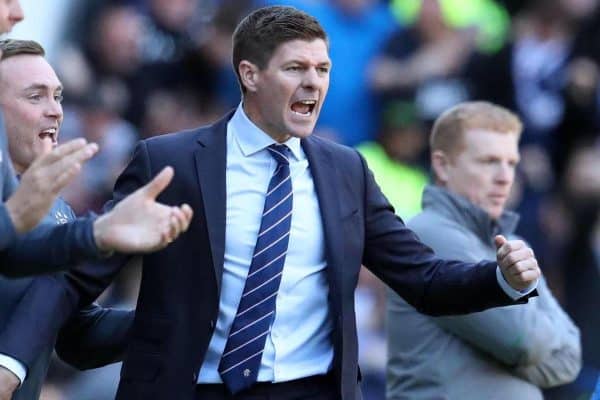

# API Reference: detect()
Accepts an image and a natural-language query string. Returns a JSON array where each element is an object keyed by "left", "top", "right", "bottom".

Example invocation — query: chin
[
  {"left": 287, "top": 127, "right": 314, "bottom": 139},
  {"left": 487, "top": 208, "right": 504, "bottom": 220}
]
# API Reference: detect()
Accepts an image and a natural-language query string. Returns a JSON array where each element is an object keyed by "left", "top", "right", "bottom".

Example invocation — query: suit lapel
[
  {"left": 302, "top": 137, "right": 345, "bottom": 307},
  {"left": 193, "top": 114, "right": 230, "bottom": 293}
]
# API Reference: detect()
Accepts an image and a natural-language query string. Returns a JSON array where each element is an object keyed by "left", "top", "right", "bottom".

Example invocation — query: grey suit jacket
[{"left": 386, "top": 186, "right": 581, "bottom": 400}]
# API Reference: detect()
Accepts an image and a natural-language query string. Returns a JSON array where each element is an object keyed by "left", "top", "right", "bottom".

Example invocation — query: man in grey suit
[
  {"left": 0, "top": 39, "right": 134, "bottom": 400},
  {"left": 386, "top": 101, "right": 581, "bottom": 400},
  {"left": 0, "top": 0, "right": 193, "bottom": 278}
]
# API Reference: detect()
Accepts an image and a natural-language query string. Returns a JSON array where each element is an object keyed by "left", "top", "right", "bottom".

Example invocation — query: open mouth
[
  {"left": 39, "top": 128, "right": 58, "bottom": 144},
  {"left": 291, "top": 99, "right": 317, "bottom": 116}
]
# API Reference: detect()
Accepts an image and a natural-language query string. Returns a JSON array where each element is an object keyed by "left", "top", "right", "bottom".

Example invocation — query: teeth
[
  {"left": 40, "top": 128, "right": 57, "bottom": 141},
  {"left": 300, "top": 100, "right": 316, "bottom": 105}
]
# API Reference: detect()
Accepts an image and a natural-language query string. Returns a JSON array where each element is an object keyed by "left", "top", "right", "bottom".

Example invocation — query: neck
[{"left": 242, "top": 100, "right": 290, "bottom": 144}]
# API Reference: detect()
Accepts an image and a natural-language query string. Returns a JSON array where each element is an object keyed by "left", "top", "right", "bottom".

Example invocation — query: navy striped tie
[{"left": 218, "top": 144, "right": 293, "bottom": 394}]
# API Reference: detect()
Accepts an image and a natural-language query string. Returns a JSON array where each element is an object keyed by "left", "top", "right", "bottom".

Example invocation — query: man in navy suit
[
  {"left": 67, "top": 6, "right": 540, "bottom": 399},
  {"left": 0, "top": 39, "right": 135, "bottom": 400},
  {"left": 0, "top": 0, "right": 194, "bottom": 278}
]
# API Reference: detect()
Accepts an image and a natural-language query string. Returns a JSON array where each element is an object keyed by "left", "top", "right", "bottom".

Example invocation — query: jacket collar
[{"left": 421, "top": 185, "right": 519, "bottom": 243}]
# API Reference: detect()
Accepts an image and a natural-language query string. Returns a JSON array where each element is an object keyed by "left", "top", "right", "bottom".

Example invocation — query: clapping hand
[{"left": 6, "top": 139, "right": 98, "bottom": 233}]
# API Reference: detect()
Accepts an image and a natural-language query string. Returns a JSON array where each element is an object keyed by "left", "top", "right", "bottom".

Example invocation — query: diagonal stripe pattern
[{"left": 218, "top": 144, "right": 293, "bottom": 394}]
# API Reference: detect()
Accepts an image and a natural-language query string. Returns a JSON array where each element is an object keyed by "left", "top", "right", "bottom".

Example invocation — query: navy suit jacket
[{"left": 108, "top": 112, "right": 529, "bottom": 400}]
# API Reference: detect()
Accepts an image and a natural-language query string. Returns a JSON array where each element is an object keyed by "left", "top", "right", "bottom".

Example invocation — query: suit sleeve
[
  {"left": 358, "top": 152, "right": 530, "bottom": 316},
  {"left": 0, "top": 274, "right": 73, "bottom": 370},
  {"left": 0, "top": 217, "right": 102, "bottom": 277},
  {"left": 55, "top": 303, "right": 134, "bottom": 370}
]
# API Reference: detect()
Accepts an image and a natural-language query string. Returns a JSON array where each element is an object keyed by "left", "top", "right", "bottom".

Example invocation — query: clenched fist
[{"left": 495, "top": 235, "right": 541, "bottom": 292}]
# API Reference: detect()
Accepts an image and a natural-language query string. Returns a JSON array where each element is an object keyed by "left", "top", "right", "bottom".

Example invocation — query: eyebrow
[{"left": 24, "top": 83, "right": 63, "bottom": 92}]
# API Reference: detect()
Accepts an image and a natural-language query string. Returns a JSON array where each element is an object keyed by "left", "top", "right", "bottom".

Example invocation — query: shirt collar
[{"left": 229, "top": 103, "right": 303, "bottom": 161}]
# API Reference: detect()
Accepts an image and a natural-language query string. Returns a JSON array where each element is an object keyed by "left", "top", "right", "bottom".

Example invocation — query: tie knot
[{"left": 267, "top": 144, "right": 290, "bottom": 165}]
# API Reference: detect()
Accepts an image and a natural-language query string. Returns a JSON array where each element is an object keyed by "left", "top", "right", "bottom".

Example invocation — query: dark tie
[{"left": 218, "top": 144, "right": 293, "bottom": 394}]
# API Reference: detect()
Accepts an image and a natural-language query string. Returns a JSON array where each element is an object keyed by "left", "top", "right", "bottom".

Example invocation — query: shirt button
[
  {"left": 209, "top": 320, "right": 215, "bottom": 329},
  {"left": 192, "top": 372, "right": 197, "bottom": 382}
]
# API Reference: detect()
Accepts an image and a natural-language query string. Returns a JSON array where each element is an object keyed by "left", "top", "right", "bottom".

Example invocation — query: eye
[
  {"left": 318, "top": 66, "right": 330, "bottom": 74},
  {"left": 54, "top": 94, "right": 64, "bottom": 103},
  {"left": 28, "top": 94, "right": 41, "bottom": 102},
  {"left": 286, "top": 65, "right": 302, "bottom": 72}
]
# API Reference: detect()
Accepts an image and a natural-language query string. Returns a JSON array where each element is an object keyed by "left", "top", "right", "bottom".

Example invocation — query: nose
[
  {"left": 10, "top": 1, "right": 24, "bottom": 26},
  {"left": 495, "top": 162, "right": 514, "bottom": 185},
  {"left": 302, "top": 67, "right": 323, "bottom": 90},
  {"left": 45, "top": 98, "right": 63, "bottom": 121}
]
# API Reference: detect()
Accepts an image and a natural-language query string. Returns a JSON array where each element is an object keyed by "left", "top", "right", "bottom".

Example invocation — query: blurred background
[{"left": 9, "top": 0, "right": 600, "bottom": 399}]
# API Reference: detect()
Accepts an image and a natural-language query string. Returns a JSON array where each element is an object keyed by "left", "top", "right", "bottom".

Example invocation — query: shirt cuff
[
  {"left": 496, "top": 266, "right": 537, "bottom": 300},
  {"left": 0, "top": 353, "right": 26, "bottom": 386}
]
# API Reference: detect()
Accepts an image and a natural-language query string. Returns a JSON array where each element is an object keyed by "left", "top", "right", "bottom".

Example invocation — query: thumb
[
  {"left": 141, "top": 166, "right": 174, "bottom": 199},
  {"left": 494, "top": 235, "right": 507, "bottom": 250}
]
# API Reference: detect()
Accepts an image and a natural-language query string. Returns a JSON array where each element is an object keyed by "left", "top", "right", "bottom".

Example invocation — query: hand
[
  {"left": 0, "top": 366, "right": 19, "bottom": 400},
  {"left": 495, "top": 235, "right": 541, "bottom": 291},
  {"left": 93, "top": 166, "right": 193, "bottom": 253},
  {"left": 5, "top": 138, "right": 98, "bottom": 233}
]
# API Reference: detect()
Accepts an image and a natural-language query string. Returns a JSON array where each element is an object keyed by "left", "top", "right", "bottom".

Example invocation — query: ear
[
  {"left": 238, "top": 60, "right": 260, "bottom": 93},
  {"left": 431, "top": 150, "right": 451, "bottom": 185}
]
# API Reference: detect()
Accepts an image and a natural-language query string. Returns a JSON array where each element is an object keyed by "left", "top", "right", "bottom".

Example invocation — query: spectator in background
[
  {"left": 58, "top": 94, "right": 138, "bottom": 213},
  {"left": 357, "top": 100, "right": 428, "bottom": 220},
  {"left": 390, "top": 0, "right": 510, "bottom": 53},
  {"left": 371, "top": 0, "right": 505, "bottom": 122},
  {"left": 57, "top": 3, "right": 146, "bottom": 124},
  {"left": 386, "top": 101, "right": 581, "bottom": 400},
  {"left": 544, "top": 143, "right": 600, "bottom": 399}
]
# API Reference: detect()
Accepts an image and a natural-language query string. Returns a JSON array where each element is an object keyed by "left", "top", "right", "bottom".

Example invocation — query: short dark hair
[
  {"left": 0, "top": 39, "right": 45, "bottom": 60},
  {"left": 232, "top": 5, "right": 328, "bottom": 93}
]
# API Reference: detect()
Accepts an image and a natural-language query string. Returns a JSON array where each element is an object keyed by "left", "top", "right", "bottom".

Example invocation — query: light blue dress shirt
[{"left": 197, "top": 104, "right": 334, "bottom": 383}]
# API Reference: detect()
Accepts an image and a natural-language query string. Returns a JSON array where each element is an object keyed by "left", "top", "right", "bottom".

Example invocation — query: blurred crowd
[{"left": 36, "top": 0, "right": 599, "bottom": 399}]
